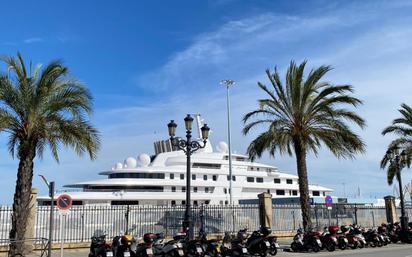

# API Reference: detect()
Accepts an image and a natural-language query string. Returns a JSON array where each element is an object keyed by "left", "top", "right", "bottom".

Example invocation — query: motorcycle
[
  {"left": 246, "top": 227, "right": 272, "bottom": 257},
  {"left": 135, "top": 233, "right": 156, "bottom": 257},
  {"left": 340, "top": 226, "right": 359, "bottom": 249},
  {"left": 89, "top": 232, "right": 113, "bottom": 257},
  {"left": 349, "top": 225, "right": 366, "bottom": 248}
]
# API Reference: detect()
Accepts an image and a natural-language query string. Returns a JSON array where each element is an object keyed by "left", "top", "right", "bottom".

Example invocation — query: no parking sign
[{"left": 325, "top": 195, "right": 333, "bottom": 209}]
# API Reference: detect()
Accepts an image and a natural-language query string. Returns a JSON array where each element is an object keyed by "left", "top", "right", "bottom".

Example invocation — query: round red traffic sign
[
  {"left": 325, "top": 195, "right": 333, "bottom": 207},
  {"left": 56, "top": 194, "right": 72, "bottom": 210}
]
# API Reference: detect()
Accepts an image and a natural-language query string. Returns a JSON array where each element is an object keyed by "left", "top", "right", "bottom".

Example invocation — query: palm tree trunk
[
  {"left": 293, "top": 139, "right": 312, "bottom": 231},
  {"left": 9, "top": 141, "right": 36, "bottom": 257}
]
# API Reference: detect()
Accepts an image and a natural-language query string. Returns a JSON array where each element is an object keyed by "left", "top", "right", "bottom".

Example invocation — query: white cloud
[{"left": 23, "top": 37, "right": 44, "bottom": 44}]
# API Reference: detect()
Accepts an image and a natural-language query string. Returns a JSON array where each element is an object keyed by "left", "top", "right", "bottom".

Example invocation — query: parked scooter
[
  {"left": 135, "top": 233, "right": 156, "bottom": 257},
  {"left": 349, "top": 225, "right": 366, "bottom": 248},
  {"left": 246, "top": 227, "right": 272, "bottom": 257},
  {"left": 341, "top": 226, "right": 359, "bottom": 249},
  {"left": 112, "top": 232, "right": 137, "bottom": 257},
  {"left": 290, "top": 228, "right": 322, "bottom": 252},
  {"left": 153, "top": 232, "right": 185, "bottom": 257},
  {"left": 89, "top": 232, "right": 113, "bottom": 257},
  {"left": 221, "top": 229, "right": 250, "bottom": 257},
  {"left": 362, "top": 228, "right": 382, "bottom": 247},
  {"left": 199, "top": 231, "right": 222, "bottom": 257},
  {"left": 320, "top": 226, "right": 346, "bottom": 252}
]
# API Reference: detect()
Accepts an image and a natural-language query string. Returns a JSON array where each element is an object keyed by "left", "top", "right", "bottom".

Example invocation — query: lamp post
[
  {"left": 385, "top": 147, "right": 408, "bottom": 233},
  {"left": 167, "top": 115, "right": 210, "bottom": 240},
  {"left": 220, "top": 79, "right": 235, "bottom": 205}
]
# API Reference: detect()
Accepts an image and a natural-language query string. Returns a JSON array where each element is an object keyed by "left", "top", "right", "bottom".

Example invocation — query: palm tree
[
  {"left": 380, "top": 104, "right": 412, "bottom": 233},
  {"left": 0, "top": 53, "right": 100, "bottom": 256},
  {"left": 381, "top": 103, "right": 412, "bottom": 185},
  {"left": 243, "top": 61, "right": 365, "bottom": 231}
]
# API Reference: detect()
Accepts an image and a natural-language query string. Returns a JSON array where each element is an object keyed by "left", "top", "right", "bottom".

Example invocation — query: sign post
[
  {"left": 56, "top": 194, "right": 72, "bottom": 257},
  {"left": 325, "top": 195, "right": 333, "bottom": 226}
]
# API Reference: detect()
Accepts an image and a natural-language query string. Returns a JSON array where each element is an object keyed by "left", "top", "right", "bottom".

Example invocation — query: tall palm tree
[
  {"left": 0, "top": 53, "right": 100, "bottom": 256},
  {"left": 243, "top": 61, "right": 365, "bottom": 230},
  {"left": 380, "top": 103, "right": 412, "bottom": 185}
]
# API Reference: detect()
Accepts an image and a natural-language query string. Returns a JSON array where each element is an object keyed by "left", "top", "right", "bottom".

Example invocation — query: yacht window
[
  {"left": 219, "top": 201, "right": 223, "bottom": 205},
  {"left": 225, "top": 200, "right": 228, "bottom": 205},
  {"left": 226, "top": 175, "right": 236, "bottom": 181},
  {"left": 323, "top": 192, "right": 326, "bottom": 196},
  {"left": 286, "top": 179, "right": 293, "bottom": 184},
  {"left": 224, "top": 188, "right": 227, "bottom": 194},
  {"left": 85, "top": 185, "right": 163, "bottom": 192},
  {"left": 171, "top": 200, "right": 176, "bottom": 206},
  {"left": 192, "top": 174, "right": 196, "bottom": 180},
  {"left": 256, "top": 177, "right": 263, "bottom": 183},
  {"left": 182, "top": 200, "right": 186, "bottom": 205},
  {"left": 193, "top": 163, "right": 221, "bottom": 169},
  {"left": 194, "top": 187, "right": 198, "bottom": 192},
  {"left": 171, "top": 186, "right": 176, "bottom": 192},
  {"left": 250, "top": 167, "right": 254, "bottom": 170},
  {"left": 247, "top": 177, "right": 254, "bottom": 182},
  {"left": 292, "top": 190, "right": 298, "bottom": 196},
  {"left": 170, "top": 174, "right": 174, "bottom": 179},
  {"left": 182, "top": 187, "right": 186, "bottom": 192},
  {"left": 313, "top": 191, "right": 320, "bottom": 196},
  {"left": 235, "top": 157, "right": 246, "bottom": 161},
  {"left": 194, "top": 201, "right": 198, "bottom": 206},
  {"left": 256, "top": 167, "right": 260, "bottom": 171},
  {"left": 276, "top": 190, "right": 285, "bottom": 195},
  {"left": 111, "top": 200, "right": 139, "bottom": 205},
  {"left": 180, "top": 174, "right": 184, "bottom": 180},
  {"left": 205, "top": 200, "right": 210, "bottom": 204},
  {"left": 274, "top": 178, "right": 281, "bottom": 184},
  {"left": 205, "top": 187, "right": 209, "bottom": 193},
  {"left": 213, "top": 175, "right": 217, "bottom": 181},
  {"left": 109, "top": 173, "right": 165, "bottom": 179},
  {"left": 203, "top": 175, "right": 207, "bottom": 180}
]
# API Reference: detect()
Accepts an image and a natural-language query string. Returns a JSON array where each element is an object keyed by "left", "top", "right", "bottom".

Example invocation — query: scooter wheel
[
  {"left": 326, "top": 243, "right": 335, "bottom": 252},
  {"left": 358, "top": 241, "right": 364, "bottom": 249},
  {"left": 312, "top": 245, "right": 320, "bottom": 253},
  {"left": 290, "top": 243, "right": 299, "bottom": 252},
  {"left": 269, "top": 248, "right": 277, "bottom": 256}
]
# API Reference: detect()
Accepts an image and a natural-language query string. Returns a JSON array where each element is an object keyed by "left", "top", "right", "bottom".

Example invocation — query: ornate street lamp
[
  {"left": 167, "top": 114, "right": 210, "bottom": 240},
  {"left": 385, "top": 147, "right": 409, "bottom": 234}
]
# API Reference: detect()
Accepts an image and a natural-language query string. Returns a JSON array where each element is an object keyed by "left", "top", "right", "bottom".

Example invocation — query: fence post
[
  {"left": 258, "top": 193, "right": 272, "bottom": 229},
  {"left": 354, "top": 204, "right": 358, "bottom": 225},
  {"left": 314, "top": 206, "right": 319, "bottom": 229},
  {"left": 292, "top": 211, "right": 296, "bottom": 230},
  {"left": 371, "top": 211, "right": 375, "bottom": 227},
  {"left": 125, "top": 205, "right": 130, "bottom": 234},
  {"left": 336, "top": 204, "right": 339, "bottom": 226}
]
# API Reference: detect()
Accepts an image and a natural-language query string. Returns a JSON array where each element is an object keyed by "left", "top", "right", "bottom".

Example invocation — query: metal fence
[{"left": 0, "top": 204, "right": 411, "bottom": 245}]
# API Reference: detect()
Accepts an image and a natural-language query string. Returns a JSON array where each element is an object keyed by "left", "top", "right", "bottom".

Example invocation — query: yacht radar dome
[
  {"left": 137, "top": 154, "right": 151, "bottom": 167},
  {"left": 216, "top": 141, "right": 229, "bottom": 153},
  {"left": 124, "top": 157, "right": 137, "bottom": 169},
  {"left": 115, "top": 162, "right": 123, "bottom": 170}
]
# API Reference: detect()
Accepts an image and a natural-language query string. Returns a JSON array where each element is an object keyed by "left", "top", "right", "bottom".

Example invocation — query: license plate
[
  {"left": 146, "top": 248, "right": 153, "bottom": 255},
  {"left": 265, "top": 241, "right": 270, "bottom": 247},
  {"left": 274, "top": 243, "right": 279, "bottom": 247},
  {"left": 196, "top": 247, "right": 202, "bottom": 253},
  {"left": 107, "top": 252, "right": 113, "bottom": 257},
  {"left": 242, "top": 248, "right": 247, "bottom": 253},
  {"left": 124, "top": 252, "right": 130, "bottom": 257},
  {"left": 178, "top": 249, "right": 184, "bottom": 256}
]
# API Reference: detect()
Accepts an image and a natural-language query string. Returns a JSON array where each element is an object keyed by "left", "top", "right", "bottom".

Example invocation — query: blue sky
[{"left": 0, "top": 0, "right": 412, "bottom": 203}]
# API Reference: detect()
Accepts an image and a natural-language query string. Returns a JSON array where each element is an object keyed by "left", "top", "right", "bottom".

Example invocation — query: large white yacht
[{"left": 38, "top": 116, "right": 333, "bottom": 206}]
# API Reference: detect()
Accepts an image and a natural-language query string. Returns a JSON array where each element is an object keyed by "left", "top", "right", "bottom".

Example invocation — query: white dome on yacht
[
  {"left": 124, "top": 157, "right": 137, "bottom": 168},
  {"left": 216, "top": 141, "right": 229, "bottom": 153},
  {"left": 115, "top": 162, "right": 123, "bottom": 170},
  {"left": 137, "top": 153, "right": 151, "bottom": 167}
]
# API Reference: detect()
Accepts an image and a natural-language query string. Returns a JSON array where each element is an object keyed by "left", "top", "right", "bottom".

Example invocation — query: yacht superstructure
[{"left": 38, "top": 117, "right": 333, "bottom": 206}]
